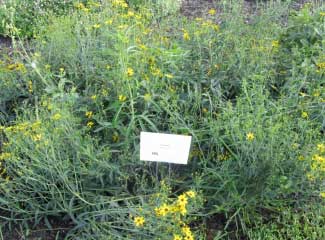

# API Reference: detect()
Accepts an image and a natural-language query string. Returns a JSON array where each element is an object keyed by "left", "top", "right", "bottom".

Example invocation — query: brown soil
[
  {"left": 180, "top": 0, "right": 315, "bottom": 21},
  {"left": 181, "top": 0, "right": 217, "bottom": 18},
  {"left": 1, "top": 216, "right": 73, "bottom": 240},
  {"left": 0, "top": 36, "right": 12, "bottom": 53}
]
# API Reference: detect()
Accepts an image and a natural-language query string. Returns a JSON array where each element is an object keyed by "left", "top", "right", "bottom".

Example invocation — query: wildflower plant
[{"left": 128, "top": 181, "right": 203, "bottom": 239}]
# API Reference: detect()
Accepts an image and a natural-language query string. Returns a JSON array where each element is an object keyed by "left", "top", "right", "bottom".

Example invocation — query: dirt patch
[
  {"left": 1, "top": 217, "right": 73, "bottom": 240},
  {"left": 180, "top": 0, "right": 216, "bottom": 18},
  {"left": 0, "top": 36, "right": 12, "bottom": 51},
  {"left": 180, "top": 0, "right": 315, "bottom": 21},
  {"left": 180, "top": 0, "right": 259, "bottom": 25},
  {"left": 0, "top": 36, "right": 13, "bottom": 59}
]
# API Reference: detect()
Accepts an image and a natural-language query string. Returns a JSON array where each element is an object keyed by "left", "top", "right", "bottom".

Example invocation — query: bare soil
[
  {"left": 0, "top": 36, "right": 12, "bottom": 53},
  {"left": 1, "top": 216, "right": 73, "bottom": 240}
]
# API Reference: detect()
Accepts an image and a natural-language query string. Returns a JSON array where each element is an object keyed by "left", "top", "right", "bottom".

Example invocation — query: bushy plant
[{"left": 0, "top": 0, "right": 78, "bottom": 37}]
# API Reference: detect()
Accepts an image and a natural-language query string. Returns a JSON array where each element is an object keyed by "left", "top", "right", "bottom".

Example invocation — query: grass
[{"left": 0, "top": 0, "right": 324, "bottom": 239}]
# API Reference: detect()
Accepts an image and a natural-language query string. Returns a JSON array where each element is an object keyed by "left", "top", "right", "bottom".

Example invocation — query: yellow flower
[
  {"left": 133, "top": 216, "right": 145, "bottom": 227},
  {"left": 212, "top": 24, "right": 220, "bottom": 31},
  {"left": 272, "top": 40, "right": 279, "bottom": 48},
  {"left": 83, "top": 7, "right": 90, "bottom": 13},
  {"left": 127, "top": 10, "right": 135, "bottom": 17},
  {"left": 320, "top": 192, "right": 325, "bottom": 198},
  {"left": 218, "top": 152, "right": 230, "bottom": 161},
  {"left": 320, "top": 12, "right": 325, "bottom": 17},
  {"left": 178, "top": 204, "right": 187, "bottom": 216},
  {"left": 165, "top": 74, "right": 174, "bottom": 79},
  {"left": 85, "top": 111, "right": 93, "bottom": 118},
  {"left": 112, "top": 0, "right": 128, "bottom": 8},
  {"left": 316, "top": 62, "right": 325, "bottom": 69},
  {"left": 93, "top": 24, "right": 101, "bottom": 29},
  {"left": 105, "top": 19, "right": 113, "bottom": 25},
  {"left": 102, "top": 89, "right": 109, "bottom": 97},
  {"left": 183, "top": 30, "right": 190, "bottom": 41},
  {"left": 0, "top": 153, "right": 11, "bottom": 160},
  {"left": 28, "top": 80, "right": 33, "bottom": 93},
  {"left": 118, "top": 94, "right": 127, "bottom": 102},
  {"left": 298, "top": 155, "right": 305, "bottom": 161},
  {"left": 7, "top": 63, "right": 27, "bottom": 73},
  {"left": 173, "top": 234, "right": 183, "bottom": 240},
  {"left": 151, "top": 67, "right": 162, "bottom": 77},
  {"left": 184, "top": 235, "right": 194, "bottom": 240},
  {"left": 91, "top": 95, "right": 97, "bottom": 101},
  {"left": 185, "top": 190, "right": 196, "bottom": 198},
  {"left": 52, "top": 113, "right": 62, "bottom": 120},
  {"left": 32, "top": 134, "right": 42, "bottom": 142},
  {"left": 144, "top": 93, "right": 152, "bottom": 102},
  {"left": 75, "top": 3, "right": 85, "bottom": 9},
  {"left": 143, "top": 74, "right": 150, "bottom": 81},
  {"left": 112, "top": 133, "right": 119, "bottom": 142},
  {"left": 139, "top": 44, "right": 147, "bottom": 50},
  {"left": 313, "top": 90, "right": 320, "bottom": 97},
  {"left": 127, "top": 67, "right": 134, "bottom": 77},
  {"left": 155, "top": 203, "right": 170, "bottom": 217},
  {"left": 208, "top": 8, "right": 216, "bottom": 15},
  {"left": 59, "top": 67, "right": 64, "bottom": 73},
  {"left": 181, "top": 226, "right": 192, "bottom": 236},
  {"left": 87, "top": 121, "right": 94, "bottom": 128},
  {"left": 317, "top": 143, "right": 325, "bottom": 153},
  {"left": 301, "top": 111, "right": 308, "bottom": 119},
  {"left": 307, "top": 173, "right": 315, "bottom": 181},
  {"left": 177, "top": 194, "right": 188, "bottom": 206},
  {"left": 246, "top": 132, "right": 255, "bottom": 141}
]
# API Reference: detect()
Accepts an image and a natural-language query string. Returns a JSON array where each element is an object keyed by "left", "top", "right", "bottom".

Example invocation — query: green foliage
[
  {"left": 247, "top": 205, "right": 325, "bottom": 240},
  {"left": 0, "top": 0, "right": 77, "bottom": 37},
  {"left": 273, "top": 4, "right": 325, "bottom": 97}
]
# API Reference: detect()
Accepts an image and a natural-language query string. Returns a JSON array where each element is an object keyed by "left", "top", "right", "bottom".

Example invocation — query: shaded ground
[
  {"left": 181, "top": 0, "right": 257, "bottom": 20},
  {"left": 0, "top": 36, "right": 12, "bottom": 55},
  {"left": 180, "top": 0, "right": 315, "bottom": 23},
  {"left": 1, "top": 216, "right": 73, "bottom": 240},
  {"left": 0, "top": 36, "right": 11, "bottom": 48}
]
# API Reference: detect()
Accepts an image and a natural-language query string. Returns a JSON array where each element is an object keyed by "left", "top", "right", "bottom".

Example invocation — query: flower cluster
[
  {"left": 311, "top": 144, "right": 325, "bottom": 172},
  {"left": 0, "top": 152, "right": 10, "bottom": 182},
  {"left": 111, "top": 0, "right": 128, "bottom": 9},
  {"left": 5, "top": 62, "right": 27, "bottom": 73},
  {"left": 131, "top": 189, "right": 198, "bottom": 239},
  {"left": 154, "top": 191, "right": 196, "bottom": 218},
  {"left": 305, "top": 143, "right": 325, "bottom": 184},
  {"left": 1, "top": 121, "right": 43, "bottom": 142}
]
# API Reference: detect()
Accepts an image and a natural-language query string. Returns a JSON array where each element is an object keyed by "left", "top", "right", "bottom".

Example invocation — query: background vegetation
[{"left": 0, "top": 0, "right": 324, "bottom": 239}]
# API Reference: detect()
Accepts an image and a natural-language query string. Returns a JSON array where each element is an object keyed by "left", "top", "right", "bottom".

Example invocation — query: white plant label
[{"left": 140, "top": 132, "right": 192, "bottom": 164}]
